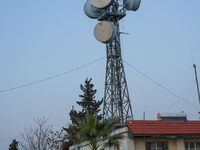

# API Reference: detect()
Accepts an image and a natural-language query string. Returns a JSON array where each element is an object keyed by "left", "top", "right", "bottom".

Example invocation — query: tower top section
[{"left": 84, "top": 0, "right": 141, "bottom": 21}]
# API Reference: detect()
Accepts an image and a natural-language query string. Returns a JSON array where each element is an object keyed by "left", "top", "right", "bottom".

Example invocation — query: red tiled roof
[{"left": 126, "top": 120, "right": 200, "bottom": 135}]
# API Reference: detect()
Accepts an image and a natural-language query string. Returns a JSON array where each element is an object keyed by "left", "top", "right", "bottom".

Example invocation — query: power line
[
  {"left": 179, "top": 82, "right": 196, "bottom": 112},
  {"left": 124, "top": 60, "right": 200, "bottom": 110},
  {"left": 0, "top": 136, "right": 22, "bottom": 141},
  {"left": 0, "top": 57, "right": 105, "bottom": 93},
  {"left": 167, "top": 80, "right": 195, "bottom": 112}
]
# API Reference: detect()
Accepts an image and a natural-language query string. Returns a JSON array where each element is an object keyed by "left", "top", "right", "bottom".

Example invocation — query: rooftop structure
[
  {"left": 126, "top": 120, "right": 200, "bottom": 137},
  {"left": 157, "top": 112, "right": 187, "bottom": 121}
]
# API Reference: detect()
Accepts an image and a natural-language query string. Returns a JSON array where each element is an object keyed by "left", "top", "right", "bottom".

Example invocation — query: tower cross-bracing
[
  {"left": 84, "top": 0, "right": 141, "bottom": 124},
  {"left": 101, "top": 1, "right": 133, "bottom": 124}
]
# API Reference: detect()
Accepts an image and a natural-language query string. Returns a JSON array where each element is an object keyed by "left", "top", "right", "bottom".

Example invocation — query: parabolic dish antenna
[
  {"left": 84, "top": 0, "right": 141, "bottom": 124},
  {"left": 94, "top": 20, "right": 116, "bottom": 43},
  {"left": 84, "top": 0, "right": 105, "bottom": 19},
  {"left": 124, "top": 0, "right": 141, "bottom": 11},
  {"left": 90, "top": 0, "right": 114, "bottom": 9}
]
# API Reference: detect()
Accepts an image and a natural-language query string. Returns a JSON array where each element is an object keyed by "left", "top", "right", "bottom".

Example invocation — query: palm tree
[{"left": 66, "top": 111, "right": 123, "bottom": 150}]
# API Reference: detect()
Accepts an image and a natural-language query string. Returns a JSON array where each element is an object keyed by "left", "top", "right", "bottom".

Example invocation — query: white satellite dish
[
  {"left": 84, "top": 0, "right": 105, "bottom": 19},
  {"left": 94, "top": 21, "right": 117, "bottom": 43},
  {"left": 90, "top": 0, "right": 114, "bottom": 9},
  {"left": 124, "top": 0, "right": 141, "bottom": 11}
]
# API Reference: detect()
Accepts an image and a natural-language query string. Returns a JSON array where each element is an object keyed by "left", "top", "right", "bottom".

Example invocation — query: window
[
  {"left": 146, "top": 142, "right": 168, "bottom": 150},
  {"left": 75, "top": 147, "right": 80, "bottom": 150},
  {"left": 185, "top": 142, "right": 200, "bottom": 150}
]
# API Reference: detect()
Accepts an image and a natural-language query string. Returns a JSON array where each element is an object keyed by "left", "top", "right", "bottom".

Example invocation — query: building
[
  {"left": 126, "top": 120, "right": 200, "bottom": 150},
  {"left": 69, "top": 114, "right": 200, "bottom": 150}
]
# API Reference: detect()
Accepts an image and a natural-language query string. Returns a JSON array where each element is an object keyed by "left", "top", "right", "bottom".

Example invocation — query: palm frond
[
  {"left": 103, "top": 134, "right": 124, "bottom": 148},
  {"left": 66, "top": 110, "right": 124, "bottom": 150}
]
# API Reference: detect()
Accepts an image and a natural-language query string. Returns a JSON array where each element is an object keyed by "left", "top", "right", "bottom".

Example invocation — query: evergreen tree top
[
  {"left": 76, "top": 78, "right": 102, "bottom": 113},
  {"left": 9, "top": 139, "right": 19, "bottom": 150}
]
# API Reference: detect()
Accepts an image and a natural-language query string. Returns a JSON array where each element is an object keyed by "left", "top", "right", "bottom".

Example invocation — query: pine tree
[
  {"left": 8, "top": 139, "right": 19, "bottom": 150},
  {"left": 63, "top": 78, "right": 104, "bottom": 149},
  {"left": 69, "top": 78, "right": 103, "bottom": 126},
  {"left": 63, "top": 78, "right": 103, "bottom": 140},
  {"left": 69, "top": 109, "right": 85, "bottom": 126},
  {"left": 77, "top": 78, "right": 103, "bottom": 116}
]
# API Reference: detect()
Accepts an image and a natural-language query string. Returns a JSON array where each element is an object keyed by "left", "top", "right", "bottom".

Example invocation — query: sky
[{"left": 0, "top": 0, "right": 200, "bottom": 149}]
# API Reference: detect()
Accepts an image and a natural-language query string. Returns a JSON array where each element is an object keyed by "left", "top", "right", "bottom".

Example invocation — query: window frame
[
  {"left": 145, "top": 142, "right": 168, "bottom": 150},
  {"left": 185, "top": 142, "right": 200, "bottom": 150}
]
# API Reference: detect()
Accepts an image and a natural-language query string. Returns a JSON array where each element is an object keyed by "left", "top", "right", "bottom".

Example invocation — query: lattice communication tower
[{"left": 84, "top": 0, "right": 141, "bottom": 124}]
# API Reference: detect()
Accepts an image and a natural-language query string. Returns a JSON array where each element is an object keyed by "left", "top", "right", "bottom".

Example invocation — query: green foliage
[
  {"left": 67, "top": 78, "right": 103, "bottom": 127},
  {"left": 77, "top": 78, "right": 103, "bottom": 115},
  {"left": 9, "top": 139, "right": 19, "bottom": 150},
  {"left": 63, "top": 78, "right": 105, "bottom": 149},
  {"left": 66, "top": 111, "right": 123, "bottom": 150},
  {"left": 103, "top": 134, "right": 124, "bottom": 148},
  {"left": 69, "top": 109, "right": 85, "bottom": 126}
]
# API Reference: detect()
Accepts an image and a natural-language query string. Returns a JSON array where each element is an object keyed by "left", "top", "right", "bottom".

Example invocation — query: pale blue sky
[{"left": 1, "top": 0, "right": 200, "bottom": 149}]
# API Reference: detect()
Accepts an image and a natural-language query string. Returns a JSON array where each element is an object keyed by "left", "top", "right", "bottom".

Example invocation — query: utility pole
[{"left": 193, "top": 63, "right": 200, "bottom": 104}]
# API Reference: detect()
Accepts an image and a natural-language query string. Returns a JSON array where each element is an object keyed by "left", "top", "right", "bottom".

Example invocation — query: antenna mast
[
  {"left": 84, "top": 0, "right": 141, "bottom": 124},
  {"left": 101, "top": 1, "right": 133, "bottom": 124},
  {"left": 193, "top": 63, "right": 200, "bottom": 104}
]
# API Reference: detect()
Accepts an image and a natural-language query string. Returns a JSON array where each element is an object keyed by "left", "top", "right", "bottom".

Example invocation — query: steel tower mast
[
  {"left": 99, "top": 1, "right": 133, "bottom": 124},
  {"left": 84, "top": 0, "right": 140, "bottom": 124}
]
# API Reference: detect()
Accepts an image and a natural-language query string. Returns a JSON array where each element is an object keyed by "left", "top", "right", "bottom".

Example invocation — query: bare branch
[{"left": 19, "top": 117, "right": 52, "bottom": 150}]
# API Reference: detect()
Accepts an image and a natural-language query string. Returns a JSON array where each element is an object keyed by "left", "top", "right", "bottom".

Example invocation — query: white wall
[{"left": 69, "top": 127, "right": 200, "bottom": 150}]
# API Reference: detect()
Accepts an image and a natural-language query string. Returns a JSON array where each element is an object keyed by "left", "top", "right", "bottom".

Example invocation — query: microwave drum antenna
[
  {"left": 94, "top": 21, "right": 117, "bottom": 43},
  {"left": 124, "top": 0, "right": 141, "bottom": 11},
  {"left": 83, "top": 0, "right": 141, "bottom": 124},
  {"left": 84, "top": 0, "right": 106, "bottom": 19},
  {"left": 89, "top": 0, "right": 114, "bottom": 9}
]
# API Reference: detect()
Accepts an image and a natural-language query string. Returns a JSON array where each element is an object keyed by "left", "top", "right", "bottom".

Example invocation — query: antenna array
[{"left": 84, "top": 0, "right": 141, "bottom": 124}]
